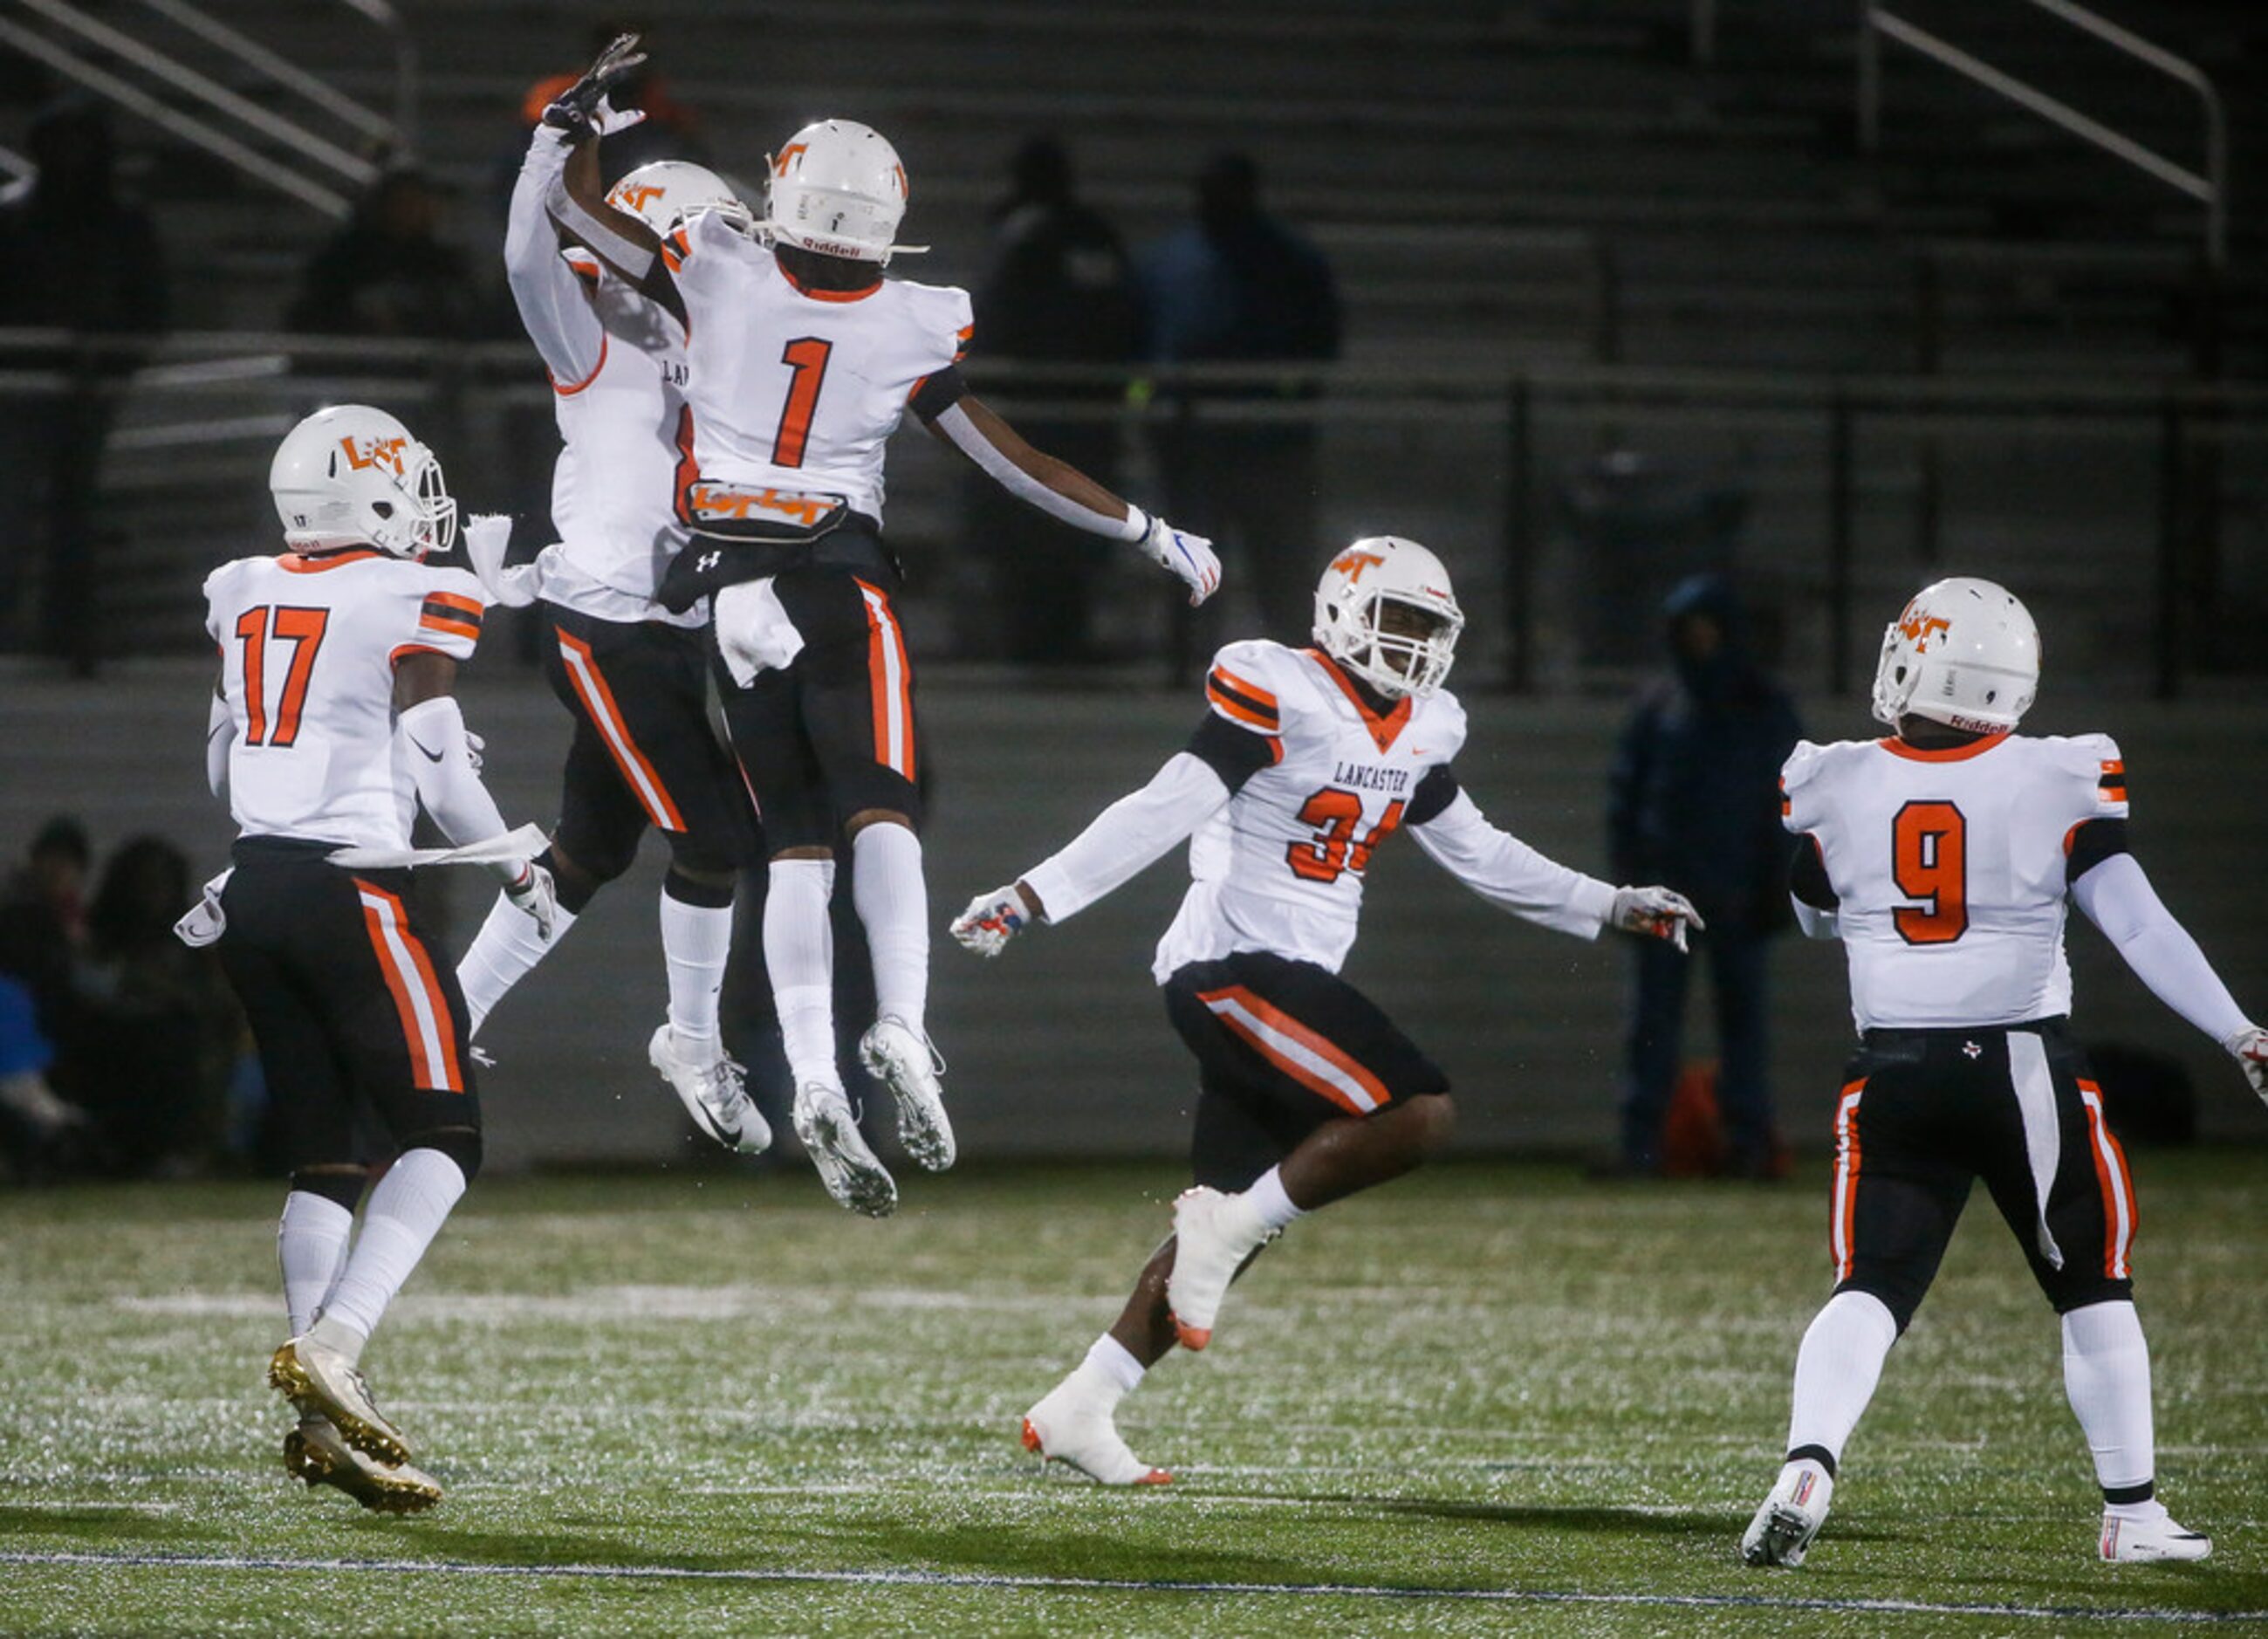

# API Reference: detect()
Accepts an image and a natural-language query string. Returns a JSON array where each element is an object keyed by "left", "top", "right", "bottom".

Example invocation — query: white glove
[
  {"left": 2226, "top": 1025, "right": 2268, "bottom": 1105},
  {"left": 463, "top": 730, "right": 484, "bottom": 775},
  {"left": 1138, "top": 512, "right": 1220, "bottom": 607},
  {"left": 951, "top": 883, "right": 1037, "bottom": 957},
  {"left": 592, "top": 97, "right": 648, "bottom": 139},
  {"left": 1609, "top": 885, "right": 1705, "bottom": 953},
  {"left": 496, "top": 860, "right": 557, "bottom": 941},
  {"left": 464, "top": 513, "right": 540, "bottom": 608}
]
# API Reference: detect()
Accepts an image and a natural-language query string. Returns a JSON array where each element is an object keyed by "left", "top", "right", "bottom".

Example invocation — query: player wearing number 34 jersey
[
  {"left": 952, "top": 538, "right": 1703, "bottom": 1486},
  {"left": 1742, "top": 576, "right": 2268, "bottom": 1573}
]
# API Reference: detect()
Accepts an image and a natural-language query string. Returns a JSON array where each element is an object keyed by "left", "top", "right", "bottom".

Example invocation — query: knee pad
[
  {"left": 401, "top": 1124, "right": 483, "bottom": 1184},
  {"left": 663, "top": 831, "right": 742, "bottom": 891},
  {"left": 545, "top": 821, "right": 639, "bottom": 898},
  {"left": 288, "top": 1165, "right": 368, "bottom": 1210}
]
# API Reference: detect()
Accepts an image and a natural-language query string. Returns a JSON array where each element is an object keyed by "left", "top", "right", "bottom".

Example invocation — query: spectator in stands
[
  {"left": 0, "top": 99, "right": 168, "bottom": 675},
  {"left": 1605, "top": 574, "right": 1803, "bottom": 1180},
  {"left": 287, "top": 167, "right": 483, "bottom": 340},
  {"left": 970, "top": 138, "right": 1140, "bottom": 664},
  {"left": 0, "top": 818, "right": 96, "bottom": 1178},
  {"left": 1137, "top": 152, "right": 1339, "bottom": 660}
]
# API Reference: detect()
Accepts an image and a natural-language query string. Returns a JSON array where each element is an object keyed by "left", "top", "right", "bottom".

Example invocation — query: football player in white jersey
[
  {"left": 545, "top": 37, "right": 1221, "bottom": 1217},
  {"left": 194, "top": 406, "right": 554, "bottom": 1512},
  {"left": 1741, "top": 577, "right": 2268, "bottom": 1569},
  {"left": 950, "top": 538, "right": 1702, "bottom": 1484},
  {"left": 455, "top": 85, "right": 767, "bottom": 1159}
]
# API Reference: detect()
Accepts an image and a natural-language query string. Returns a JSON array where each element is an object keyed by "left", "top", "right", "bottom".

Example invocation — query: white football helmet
[
  {"left": 761, "top": 119, "right": 927, "bottom": 264},
  {"left": 269, "top": 404, "right": 456, "bottom": 559},
  {"left": 606, "top": 160, "right": 753, "bottom": 238},
  {"left": 1312, "top": 537, "right": 1463, "bottom": 699},
  {"left": 1871, "top": 575, "right": 2039, "bottom": 733}
]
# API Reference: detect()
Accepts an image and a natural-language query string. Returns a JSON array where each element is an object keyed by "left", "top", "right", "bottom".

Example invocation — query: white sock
[
  {"left": 1079, "top": 1333, "right": 1145, "bottom": 1402},
  {"left": 851, "top": 823, "right": 928, "bottom": 1035},
  {"left": 660, "top": 888, "right": 734, "bottom": 1053},
  {"left": 765, "top": 858, "right": 839, "bottom": 1088},
  {"left": 2063, "top": 1300, "right": 2157, "bottom": 1503},
  {"left": 278, "top": 1191, "right": 354, "bottom": 1338},
  {"left": 1242, "top": 1166, "right": 1305, "bottom": 1232},
  {"left": 314, "top": 1149, "right": 468, "bottom": 1349},
  {"left": 458, "top": 894, "right": 579, "bottom": 1036},
  {"left": 1785, "top": 1289, "right": 1900, "bottom": 1468}
]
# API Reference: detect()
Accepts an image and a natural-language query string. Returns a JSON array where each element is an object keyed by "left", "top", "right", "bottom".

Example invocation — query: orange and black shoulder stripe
[
  {"left": 661, "top": 227, "right": 692, "bottom": 273},
  {"left": 419, "top": 591, "right": 483, "bottom": 643},
  {"left": 1779, "top": 775, "right": 1791, "bottom": 818},
  {"left": 1207, "top": 664, "right": 1280, "bottom": 733},
  {"left": 2098, "top": 758, "right": 2127, "bottom": 803}
]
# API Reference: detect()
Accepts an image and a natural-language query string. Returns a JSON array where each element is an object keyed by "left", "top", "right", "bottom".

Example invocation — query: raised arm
[
  {"left": 923, "top": 391, "right": 1219, "bottom": 607},
  {"left": 504, "top": 127, "right": 606, "bottom": 387}
]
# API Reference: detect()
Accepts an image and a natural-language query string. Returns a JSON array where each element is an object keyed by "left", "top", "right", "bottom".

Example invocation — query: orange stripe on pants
[
  {"left": 557, "top": 628, "right": 688, "bottom": 832},
  {"left": 1830, "top": 1079, "right": 1866, "bottom": 1279},
  {"left": 1197, "top": 984, "right": 1389, "bottom": 1114},
  {"left": 857, "top": 579, "right": 915, "bottom": 782},
  {"left": 355, "top": 880, "right": 463, "bottom": 1093},
  {"left": 2077, "top": 1079, "right": 2136, "bottom": 1279}
]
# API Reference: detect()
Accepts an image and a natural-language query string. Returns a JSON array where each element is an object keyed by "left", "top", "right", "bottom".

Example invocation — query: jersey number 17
[{"left": 232, "top": 604, "right": 330, "bottom": 748}]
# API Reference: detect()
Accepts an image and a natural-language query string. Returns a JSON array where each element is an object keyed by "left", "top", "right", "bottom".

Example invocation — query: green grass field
[{"left": 3, "top": 1154, "right": 2265, "bottom": 1636}]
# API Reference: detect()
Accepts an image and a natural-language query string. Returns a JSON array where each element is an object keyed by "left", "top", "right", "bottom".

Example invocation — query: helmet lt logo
[
  {"left": 612, "top": 182, "right": 665, "bottom": 212},
  {"left": 339, "top": 435, "right": 407, "bottom": 475},
  {"left": 1898, "top": 604, "right": 1951, "bottom": 651},
  {"left": 773, "top": 143, "right": 808, "bottom": 178},
  {"left": 1331, "top": 548, "right": 1386, "bottom": 583}
]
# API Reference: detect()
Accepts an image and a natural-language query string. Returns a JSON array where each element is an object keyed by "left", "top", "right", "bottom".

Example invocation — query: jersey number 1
[
  {"left": 232, "top": 604, "right": 329, "bottom": 747},
  {"left": 771, "top": 337, "right": 833, "bottom": 468},
  {"left": 1891, "top": 799, "right": 1968, "bottom": 944}
]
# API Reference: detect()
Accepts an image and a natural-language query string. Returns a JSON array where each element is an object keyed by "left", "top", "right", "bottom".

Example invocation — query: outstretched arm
[
  {"left": 925, "top": 393, "right": 1219, "bottom": 606},
  {"left": 2071, "top": 849, "right": 2261, "bottom": 1091},
  {"left": 391, "top": 654, "right": 557, "bottom": 936},
  {"left": 504, "top": 127, "right": 606, "bottom": 385}
]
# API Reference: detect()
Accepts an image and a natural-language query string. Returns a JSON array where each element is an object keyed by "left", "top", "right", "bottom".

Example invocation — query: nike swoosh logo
[{"left": 408, "top": 738, "right": 444, "bottom": 764}]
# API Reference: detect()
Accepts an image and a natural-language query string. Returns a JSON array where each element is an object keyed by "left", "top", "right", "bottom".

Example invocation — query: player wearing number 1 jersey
[
  {"left": 1742, "top": 577, "right": 2268, "bottom": 1570},
  {"left": 195, "top": 406, "right": 553, "bottom": 1513},
  {"left": 951, "top": 538, "right": 1703, "bottom": 1485},
  {"left": 546, "top": 36, "right": 1221, "bottom": 1217}
]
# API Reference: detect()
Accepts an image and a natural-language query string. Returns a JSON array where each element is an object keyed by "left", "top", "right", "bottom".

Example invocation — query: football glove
[
  {"left": 1139, "top": 512, "right": 1221, "bottom": 607},
  {"left": 497, "top": 860, "right": 558, "bottom": 942},
  {"left": 951, "top": 883, "right": 1037, "bottom": 957},
  {"left": 1609, "top": 885, "right": 1705, "bottom": 953},
  {"left": 2224, "top": 1025, "right": 2268, "bottom": 1105},
  {"left": 541, "top": 32, "right": 647, "bottom": 141}
]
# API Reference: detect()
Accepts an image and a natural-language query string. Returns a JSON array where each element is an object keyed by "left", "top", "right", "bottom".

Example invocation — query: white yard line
[{"left": 0, "top": 1550, "right": 2258, "bottom": 1624}]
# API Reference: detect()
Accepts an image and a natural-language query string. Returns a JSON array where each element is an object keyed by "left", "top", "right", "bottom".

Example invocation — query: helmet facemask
[{"left": 1322, "top": 588, "right": 1462, "bottom": 699}]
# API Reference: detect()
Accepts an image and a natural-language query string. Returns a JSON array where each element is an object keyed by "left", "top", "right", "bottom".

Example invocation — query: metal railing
[{"left": 1859, "top": 0, "right": 2228, "bottom": 270}]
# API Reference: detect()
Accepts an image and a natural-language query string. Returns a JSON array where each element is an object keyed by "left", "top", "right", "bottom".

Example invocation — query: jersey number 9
[{"left": 1891, "top": 799, "right": 1968, "bottom": 945}]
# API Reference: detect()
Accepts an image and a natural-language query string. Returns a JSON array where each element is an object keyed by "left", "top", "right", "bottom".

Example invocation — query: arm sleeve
[
  {"left": 908, "top": 365, "right": 970, "bottom": 422},
  {"left": 1019, "top": 751, "right": 1232, "bottom": 924},
  {"left": 2070, "top": 852, "right": 2251, "bottom": 1045},
  {"left": 545, "top": 167, "right": 656, "bottom": 285},
  {"left": 394, "top": 696, "right": 510, "bottom": 848},
  {"left": 205, "top": 689, "right": 234, "bottom": 799},
  {"left": 928, "top": 401, "right": 1148, "bottom": 542},
  {"left": 1185, "top": 713, "right": 1279, "bottom": 795},
  {"left": 505, "top": 129, "right": 606, "bottom": 386},
  {"left": 1408, "top": 790, "right": 1620, "bottom": 939},
  {"left": 1789, "top": 834, "right": 1840, "bottom": 939}
]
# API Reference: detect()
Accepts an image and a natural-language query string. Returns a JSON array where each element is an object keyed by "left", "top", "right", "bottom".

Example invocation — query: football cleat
[
  {"left": 2100, "top": 1509, "right": 2212, "bottom": 1563},
  {"left": 1165, "top": 1186, "right": 1270, "bottom": 1351},
  {"left": 268, "top": 1335, "right": 409, "bottom": 1466},
  {"left": 1021, "top": 1376, "right": 1170, "bottom": 1487},
  {"left": 792, "top": 1082, "right": 897, "bottom": 1217},
  {"left": 1741, "top": 1462, "right": 1833, "bottom": 1567},
  {"left": 649, "top": 1025, "right": 771, "bottom": 1155},
  {"left": 284, "top": 1416, "right": 441, "bottom": 1514},
  {"left": 859, "top": 1018, "right": 955, "bottom": 1171}
]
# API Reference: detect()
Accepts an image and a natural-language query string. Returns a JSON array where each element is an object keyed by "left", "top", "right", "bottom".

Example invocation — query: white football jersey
[
  {"left": 1153, "top": 640, "right": 1469, "bottom": 980},
  {"left": 663, "top": 213, "right": 970, "bottom": 525},
  {"left": 203, "top": 550, "right": 486, "bottom": 852},
  {"left": 1782, "top": 730, "right": 2129, "bottom": 1032}
]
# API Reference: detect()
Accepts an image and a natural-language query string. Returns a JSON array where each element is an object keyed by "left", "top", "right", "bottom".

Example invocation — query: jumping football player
[
  {"left": 1742, "top": 576, "right": 2268, "bottom": 1568},
  {"left": 952, "top": 538, "right": 1703, "bottom": 1484},
  {"left": 547, "top": 36, "right": 1221, "bottom": 1217},
  {"left": 195, "top": 406, "right": 554, "bottom": 1512},
  {"left": 456, "top": 89, "right": 766, "bottom": 1157}
]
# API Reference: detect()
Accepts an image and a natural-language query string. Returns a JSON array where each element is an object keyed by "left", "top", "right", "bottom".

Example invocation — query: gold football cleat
[
  {"left": 268, "top": 1336, "right": 410, "bottom": 1466},
  {"left": 284, "top": 1416, "right": 441, "bottom": 1514}
]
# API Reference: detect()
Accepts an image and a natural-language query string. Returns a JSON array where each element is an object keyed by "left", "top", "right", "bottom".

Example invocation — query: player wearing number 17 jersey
[
  {"left": 1742, "top": 577, "right": 2268, "bottom": 1571},
  {"left": 951, "top": 538, "right": 1703, "bottom": 1485}
]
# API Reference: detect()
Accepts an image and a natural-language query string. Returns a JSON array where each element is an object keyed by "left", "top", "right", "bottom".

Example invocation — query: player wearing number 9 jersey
[
  {"left": 195, "top": 406, "right": 553, "bottom": 1514},
  {"left": 1743, "top": 576, "right": 2268, "bottom": 1573},
  {"left": 949, "top": 538, "right": 1703, "bottom": 1485}
]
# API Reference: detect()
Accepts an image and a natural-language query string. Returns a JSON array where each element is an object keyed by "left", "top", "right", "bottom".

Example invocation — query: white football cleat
[
  {"left": 859, "top": 1017, "right": 955, "bottom": 1171},
  {"left": 268, "top": 1334, "right": 408, "bottom": 1466},
  {"left": 649, "top": 1025, "right": 771, "bottom": 1155},
  {"left": 1166, "top": 1185, "right": 1270, "bottom": 1351},
  {"left": 1021, "top": 1375, "right": 1169, "bottom": 1487},
  {"left": 1741, "top": 1461, "right": 1833, "bottom": 1567},
  {"left": 284, "top": 1415, "right": 441, "bottom": 1514},
  {"left": 2100, "top": 1508, "right": 2212, "bottom": 1562},
  {"left": 792, "top": 1082, "right": 897, "bottom": 1217}
]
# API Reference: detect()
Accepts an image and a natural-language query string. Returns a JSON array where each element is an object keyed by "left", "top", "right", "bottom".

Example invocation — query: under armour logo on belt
[
  {"left": 1963, "top": 1040, "right": 1983, "bottom": 1060},
  {"left": 696, "top": 551, "right": 721, "bottom": 573}
]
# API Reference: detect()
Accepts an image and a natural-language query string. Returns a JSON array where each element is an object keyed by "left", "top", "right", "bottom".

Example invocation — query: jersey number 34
[{"left": 1288, "top": 789, "right": 1404, "bottom": 886}]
